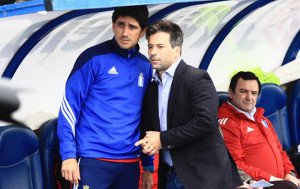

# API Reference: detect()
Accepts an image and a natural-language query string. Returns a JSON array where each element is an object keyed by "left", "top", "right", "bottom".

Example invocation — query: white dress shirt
[{"left": 153, "top": 58, "right": 181, "bottom": 166}]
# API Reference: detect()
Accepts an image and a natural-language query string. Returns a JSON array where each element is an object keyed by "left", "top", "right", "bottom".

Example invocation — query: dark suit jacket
[{"left": 140, "top": 60, "right": 242, "bottom": 189}]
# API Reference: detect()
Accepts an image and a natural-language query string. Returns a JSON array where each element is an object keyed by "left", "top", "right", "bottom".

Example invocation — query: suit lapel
[{"left": 167, "top": 60, "right": 186, "bottom": 129}]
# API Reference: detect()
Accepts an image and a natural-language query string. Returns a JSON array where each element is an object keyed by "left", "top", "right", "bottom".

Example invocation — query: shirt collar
[
  {"left": 228, "top": 101, "right": 257, "bottom": 121},
  {"left": 166, "top": 58, "right": 181, "bottom": 77},
  {"left": 153, "top": 58, "right": 181, "bottom": 83},
  {"left": 112, "top": 37, "right": 139, "bottom": 59}
]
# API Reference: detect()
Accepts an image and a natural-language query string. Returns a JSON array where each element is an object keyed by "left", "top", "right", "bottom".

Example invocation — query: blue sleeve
[
  {"left": 57, "top": 56, "right": 96, "bottom": 161},
  {"left": 140, "top": 153, "right": 154, "bottom": 167}
]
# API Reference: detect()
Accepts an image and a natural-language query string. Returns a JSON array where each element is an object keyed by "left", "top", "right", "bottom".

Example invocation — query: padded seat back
[
  {"left": 39, "top": 118, "right": 59, "bottom": 189},
  {"left": 288, "top": 79, "right": 300, "bottom": 146},
  {"left": 256, "top": 83, "right": 291, "bottom": 150},
  {"left": 0, "top": 125, "right": 43, "bottom": 189},
  {"left": 217, "top": 91, "right": 229, "bottom": 107}
]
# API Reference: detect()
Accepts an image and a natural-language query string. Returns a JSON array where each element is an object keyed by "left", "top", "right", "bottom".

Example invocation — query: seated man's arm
[
  {"left": 267, "top": 119, "right": 295, "bottom": 175},
  {"left": 220, "top": 119, "right": 273, "bottom": 181},
  {"left": 267, "top": 119, "right": 299, "bottom": 186}
]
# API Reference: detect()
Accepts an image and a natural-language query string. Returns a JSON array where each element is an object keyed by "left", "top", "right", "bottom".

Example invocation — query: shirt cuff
[{"left": 143, "top": 166, "right": 155, "bottom": 173}]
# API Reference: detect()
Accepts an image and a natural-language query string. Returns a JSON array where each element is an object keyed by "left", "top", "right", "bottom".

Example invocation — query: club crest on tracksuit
[{"left": 138, "top": 73, "right": 144, "bottom": 87}]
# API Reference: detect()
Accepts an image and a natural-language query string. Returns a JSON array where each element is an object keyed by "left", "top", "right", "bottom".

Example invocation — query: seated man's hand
[
  {"left": 285, "top": 173, "right": 300, "bottom": 187},
  {"left": 236, "top": 180, "right": 263, "bottom": 189}
]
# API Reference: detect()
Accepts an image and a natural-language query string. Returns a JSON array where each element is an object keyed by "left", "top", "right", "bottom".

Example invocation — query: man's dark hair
[
  {"left": 0, "top": 0, "right": 15, "bottom": 6},
  {"left": 229, "top": 71, "right": 261, "bottom": 95},
  {"left": 112, "top": 5, "right": 149, "bottom": 30},
  {"left": 146, "top": 19, "right": 184, "bottom": 50}
]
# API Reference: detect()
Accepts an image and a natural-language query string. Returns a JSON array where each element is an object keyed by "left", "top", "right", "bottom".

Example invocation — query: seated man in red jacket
[{"left": 219, "top": 71, "right": 300, "bottom": 189}]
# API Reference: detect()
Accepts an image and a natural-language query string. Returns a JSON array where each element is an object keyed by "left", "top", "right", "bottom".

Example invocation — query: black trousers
[{"left": 268, "top": 180, "right": 298, "bottom": 189}]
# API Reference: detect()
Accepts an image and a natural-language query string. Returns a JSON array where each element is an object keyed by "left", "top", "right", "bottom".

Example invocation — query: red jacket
[{"left": 218, "top": 102, "right": 295, "bottom": 181}]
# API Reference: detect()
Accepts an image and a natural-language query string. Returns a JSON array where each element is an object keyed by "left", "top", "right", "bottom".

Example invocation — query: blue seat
[
  {"left": 39, "top": 118, "right": 60, "bottom": 189},
  {"left": 288, "top": 79, "right": 300, "bottom": 146},
  {"left": 256, "top": 83, "right": 291, "bottom": 150},
  {"left": 217, "top": 91, "right": 229, "bottom": 107},
  {"left": 0, "top": 125, "right": 44, "bottom": 189}
]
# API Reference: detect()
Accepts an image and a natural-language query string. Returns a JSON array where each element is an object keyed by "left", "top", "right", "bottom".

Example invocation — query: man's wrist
[
  {"left": 289, "top": 170, "right": 297, "bottom": 177},
  {"left": 243, "top": 178, "right": 253, "bottom": 184},
  {"left": 143, "top": 166, "right": 155, "bottom": 173}
]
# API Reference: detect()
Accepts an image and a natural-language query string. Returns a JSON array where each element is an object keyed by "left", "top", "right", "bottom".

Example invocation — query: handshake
[{"left": 135, "top": 131, "right": 162, "bottom": 156}]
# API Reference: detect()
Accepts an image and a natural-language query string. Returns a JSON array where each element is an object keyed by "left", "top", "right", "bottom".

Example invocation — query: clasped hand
[{"left": 135, "top": 131, "right": 162, "bottom": 156}]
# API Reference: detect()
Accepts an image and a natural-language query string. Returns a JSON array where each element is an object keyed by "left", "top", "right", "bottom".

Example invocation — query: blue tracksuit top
[{"left": 57, "top": 38, "right": 153, "bottom": 164}]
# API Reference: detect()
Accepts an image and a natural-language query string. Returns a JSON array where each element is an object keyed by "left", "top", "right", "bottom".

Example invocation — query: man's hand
[
  {"left": 236, "top": 181, "right": 262, "bottom": 189},
  {"left": 285, "top": 173, "right": 300, "bottom": 187},
  {"left": 61, "top": 158, "right": 80, "bottom": 185},
  {"left": 135, "top": 131, "right": 162, "bottom": 156},
  {"left": 140, "top": 170, "right": 153, "bottom": 189}
]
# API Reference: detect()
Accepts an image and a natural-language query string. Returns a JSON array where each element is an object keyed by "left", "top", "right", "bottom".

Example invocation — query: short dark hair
[
  {"left": 229, "top": 71, "right": 261, "bottom": 95},
  {"left": 112, "top": 5, "right": 149, "bottom": 30},
  {"left": 146, "top": 19, "right": 183, "bottom": 49}
]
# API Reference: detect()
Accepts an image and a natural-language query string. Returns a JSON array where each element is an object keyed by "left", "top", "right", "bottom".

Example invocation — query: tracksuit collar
[{"left": 112, "top": 37, "right": 140, "bottom": 60}]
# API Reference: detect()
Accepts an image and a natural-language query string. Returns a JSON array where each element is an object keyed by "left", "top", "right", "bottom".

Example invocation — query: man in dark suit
[{"left": 135, "top": 19, "right": 242, "bottom": 189}]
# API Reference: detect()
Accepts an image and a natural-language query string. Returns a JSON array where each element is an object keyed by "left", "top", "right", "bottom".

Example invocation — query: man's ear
[
  {"left": 112, "top": 22, "right": 115, "bottom": 33},
  {"left": 174, "top": 46, "right": 181, "bottom": 57},
  {"left": 176, "top": 46, "right": 181, "bottom": 54},
  {"left": 140, "top": 27, "right": 147, "bottom": 38},
  {"left": 229, "top": 88, "right": 234, "bottom": 99}
]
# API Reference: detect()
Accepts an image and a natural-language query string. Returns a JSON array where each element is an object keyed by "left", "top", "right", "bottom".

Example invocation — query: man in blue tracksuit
[{"left": 57, "top": 6, "right": 154, "bottom": 189}]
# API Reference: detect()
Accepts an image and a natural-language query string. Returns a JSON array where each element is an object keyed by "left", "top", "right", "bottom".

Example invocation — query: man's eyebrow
[
  {"left": 239, "top": 88, "right": 258, "bottom": 93},
  {"left": 129, "top": 23, "right": 138, "bottom": 27},
  {"left": 150, "top": 43, "right": 164, "bottom": 46},
  {"left": 116, "top": 21, "right": 125, "bottom": 24}
]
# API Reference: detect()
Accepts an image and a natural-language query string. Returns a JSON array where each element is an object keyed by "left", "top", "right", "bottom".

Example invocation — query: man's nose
[
  {"left": 246, "top": 92, "right": 252, "bottom": 99},
  {"left": 122, "top": 26, "right": 129, "bottom": 36},
  {"left": 150, "top": 47, "right": 157, "bottom": 55}
]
